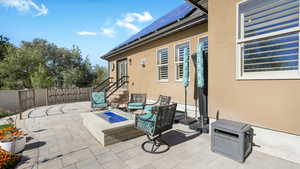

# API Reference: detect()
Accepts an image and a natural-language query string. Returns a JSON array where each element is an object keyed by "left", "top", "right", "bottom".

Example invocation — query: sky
[{"left": 0, "top": 0, "right": 186, "bottom": 67}]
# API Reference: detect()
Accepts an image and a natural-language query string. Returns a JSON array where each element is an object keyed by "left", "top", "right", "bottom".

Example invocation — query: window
[
  {"left": 157, "top": 48, "right": 169, "bottom": 81},
  {"left": 237, "top": 0, "right": 300, "bottom": 79},
  {"left": 199, "top": 36, "right": 208, "bottom": 53},
  {"left": 175, "top": 42, "right": 190, "bottom": 81}
]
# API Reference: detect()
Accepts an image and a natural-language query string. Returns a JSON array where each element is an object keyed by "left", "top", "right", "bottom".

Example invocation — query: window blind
[
  {"left": 199, "top": 37, "right": 208, "bottom": 51},
  {"left": 175, "top": 42, "right": 189, "bottom": 80},
  {"left": 242, "top": 0, "right": 299, "bottom": 38},
  {"left": 157, "top": 48, "right": 168, "bottom": 80},
  {"left": 237, "top": 0, "right": 300, "bottom": 78},
  {"left": 243, "top": 32, "right": 299, "bottom": 72}
]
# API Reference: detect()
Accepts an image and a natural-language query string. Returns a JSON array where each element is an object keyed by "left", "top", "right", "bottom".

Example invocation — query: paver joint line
[{"left": 10, "top": 102, "right": 300, "bottom": 169}]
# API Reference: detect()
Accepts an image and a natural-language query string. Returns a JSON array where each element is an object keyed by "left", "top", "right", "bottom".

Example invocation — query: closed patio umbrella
[
  {"left": 197, "top": 43, "right": 204, "bottom": 88},
  {"left": 190, "top": 42, "right": 210, "bottom": 133},
  {"left": 182, "top": 48, "right": 191, "bottom": 124},
  {"left": 183, "top": 48, "right": 189, "bottom": 88}
]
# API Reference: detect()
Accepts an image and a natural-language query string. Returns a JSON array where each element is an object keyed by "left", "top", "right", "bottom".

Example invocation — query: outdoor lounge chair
[
  {"left": 135, "top": 103, "right": 177, "bottom": 153},
  {"left": 127, "top": 93, "right": 147, "bottom": 111},
  {"left": 91, "top": 91, "right": 108, "bottom": 110},
  {"left": 144, "top": 95, "right": 171, "bottom": 112}
]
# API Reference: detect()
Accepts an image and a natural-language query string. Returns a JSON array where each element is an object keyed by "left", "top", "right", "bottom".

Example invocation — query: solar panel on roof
[{"left": 114, "top": 3, "right": 195, "bottom": 50}]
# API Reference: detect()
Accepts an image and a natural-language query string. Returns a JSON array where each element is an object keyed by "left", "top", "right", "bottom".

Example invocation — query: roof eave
[
  {"left": 101, "top": 14, "right": 207, "bottom": 60},
  {"left": 185, "top": 0, "right": 208, "bottom": 14}
]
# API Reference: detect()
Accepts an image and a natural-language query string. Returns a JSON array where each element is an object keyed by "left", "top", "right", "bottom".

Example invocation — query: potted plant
[
  {"left": 0, "top": 148, "right": 21, "bottom": 169},
  {"left": 0, "top": 125, "right": 25, "bottom": 154},
  {"left": 14, "top": 135, "right": 26, "bottom": 154}
]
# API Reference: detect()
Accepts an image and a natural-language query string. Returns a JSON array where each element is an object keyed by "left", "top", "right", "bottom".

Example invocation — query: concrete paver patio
[{"left": 12, "top": 102, "right": 300, "bottom": 169}]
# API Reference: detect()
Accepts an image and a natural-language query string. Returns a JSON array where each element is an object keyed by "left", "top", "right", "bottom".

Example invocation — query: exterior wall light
[
  {"left": 140, "top": 59, "right": 146, "bottom": 67},
  {"left": 111, "top": 63, "right": 115, "bottom": 72}
]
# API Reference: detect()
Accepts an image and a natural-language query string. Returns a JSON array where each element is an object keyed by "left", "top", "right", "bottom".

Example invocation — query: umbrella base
[
  {"left": 189, "top": 120, "right": 210, "bottom": 133},
  {"left": 179, "top": 117, "right": 197, "bottom": 125}
]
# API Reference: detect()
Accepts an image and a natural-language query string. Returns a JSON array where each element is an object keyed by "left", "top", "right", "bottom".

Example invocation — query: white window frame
[
  {"left": 236, "top": 0, "right": 300, "bottom": 80},
  {"left": 156, "top": 47, "right": 169, "bottom": 82},
  {"left": 174, "top": 40, "right": 191, "bottom": 82}
]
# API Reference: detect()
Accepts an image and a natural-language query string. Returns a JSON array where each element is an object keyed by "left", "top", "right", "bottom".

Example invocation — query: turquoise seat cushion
[
  {"left": 92, "top": 92, "right": 106, "bottom": 104},
  {"left": 128, "top": 102, "right": 144, "bottom": 110},
  {"left": 144, "top": 105, "right": 153, "bottom": 112},
  {"left": 136, "top": 113, "right": 157, "bottom": 135}
]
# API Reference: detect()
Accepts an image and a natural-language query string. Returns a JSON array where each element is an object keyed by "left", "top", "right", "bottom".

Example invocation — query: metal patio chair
[
  {"left": 144, "top": 95, "right": 171, "bottom": 112},
  {"left": 127, "top": 93, "right": 147, "bottom": 111},
  {"left": 135, "top": 103, "right": 177, "bottom": 153},
  {"left": 91, "top": 91, "right": 108, "bottom": 111}
]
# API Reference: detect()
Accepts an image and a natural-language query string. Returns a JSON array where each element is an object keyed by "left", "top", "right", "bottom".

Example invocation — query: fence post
[
  {"left": 46, "top": 88, "right": 48, "bottom": 106},
  {"left": 18, "top": 90, "right": 23, "bottom": 120},
  {"left": 33, "top": 89, "right": 36, "bottom": 108}
]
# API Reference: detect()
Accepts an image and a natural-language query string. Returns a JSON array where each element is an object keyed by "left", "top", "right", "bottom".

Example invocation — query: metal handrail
[
  {"left": 106, "top": 76, "right": 129, "bottom": 98},
  {"left": 92, "top": 76, "right": 129, "bottom": 99},
  {"left": 93, "top": 77, "right": 113, "bottom": 92}
]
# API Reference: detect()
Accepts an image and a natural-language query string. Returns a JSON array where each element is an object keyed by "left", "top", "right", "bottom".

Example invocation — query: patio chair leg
[
  {"left": 141, "top": 134, "right": 170, "bottom": 154},
  {"left": 151, "top": 140, "right": 159, "bottom": 152}
]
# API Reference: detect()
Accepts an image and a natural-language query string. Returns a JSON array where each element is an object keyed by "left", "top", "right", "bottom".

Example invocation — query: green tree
[
  {"left": 93, "top": 65, "right": 108, "bottom": 85},
  {"left": 30, "top": 64, "right": 53, "bottom": 88},
  {"left": 0, "top": 46, "right": 43, "bottom": 89},
  {"left": 21, "top": 39, "right": 84, "bottom": 88},
  {"left": 0, "top": 35, "right": 11, "bottom": 61},
  {"left": 0, "top": 37, "right": 104, "bottom": 89}
]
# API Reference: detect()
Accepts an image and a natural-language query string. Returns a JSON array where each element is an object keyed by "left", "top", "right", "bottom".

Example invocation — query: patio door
[{"left": 116, "top": 58, "right": 128, "bottom": 88}]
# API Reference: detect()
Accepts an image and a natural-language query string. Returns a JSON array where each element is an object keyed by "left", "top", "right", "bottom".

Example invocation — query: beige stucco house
[{"left": 102, "top": 0, "right": 300, "bottom": 163}]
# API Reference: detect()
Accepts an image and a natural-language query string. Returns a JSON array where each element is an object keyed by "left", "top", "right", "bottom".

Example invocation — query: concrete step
[
  {"left": 109, "top": 89, "right": 128, "bottom": 95},
  {"left": 110, "top": 93, "right": 129, "bottom": 99},
  {"left": 107, "top": 88, "right": 129, "bottom": 105},
  {"left": 109, "top": 94, "right": 128, "bottom": 99},
  {"left": 109, "top": 95, "right": 129, "bottom": 99},
  {"left": 113, "top": 91, "right": 129, "bottom": 96}
]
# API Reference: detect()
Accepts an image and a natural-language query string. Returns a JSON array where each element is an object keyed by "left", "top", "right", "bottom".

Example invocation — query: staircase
[
  {"left": 93, "top": 76, "right": 129, "bottom": 107},
  {"left": 108, "top": 88, "right": 129, "bottom": 106}
]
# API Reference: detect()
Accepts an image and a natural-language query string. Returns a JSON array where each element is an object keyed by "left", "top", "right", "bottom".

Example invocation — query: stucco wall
[
  {"left": 0, "top": 90, "right": 20, "bottom": 112},
  {"left": 109, "top": 24, "right": 208, "bottom": 106},
  {"left": 209, "top": 0, "right": 300, "bottom": 135}
]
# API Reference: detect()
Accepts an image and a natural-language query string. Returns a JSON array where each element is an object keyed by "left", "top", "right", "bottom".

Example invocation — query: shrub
[
  {"left": 0, "top": 125, "right": 24, "bottom": 142},
  {"left": 0, "top": 125, "right": 14, "bottom": 130},
  {"left": 0, "top": 109, "right": 17, "bottom": 119},
  {"left": 0, "top": 148, "right": 21, "bottom": 169}
]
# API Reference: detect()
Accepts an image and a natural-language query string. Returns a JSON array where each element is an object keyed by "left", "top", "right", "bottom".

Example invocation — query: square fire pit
[
  {"left": 81, "top": 109, "right": 144, "bottom": 146},
  {"left": 97, "top": 112, "right": 128, "bottom": 123}
]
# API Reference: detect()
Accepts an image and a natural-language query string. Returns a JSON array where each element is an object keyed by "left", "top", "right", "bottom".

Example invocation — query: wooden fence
[
  {"left": 18, "top": 88, "right": 91, "bottom": 113},
  {"left": 18, "top": 90, "right": 35, "bottom": 113},
  {"left": 46, "top": 88, "right": 91, "bottom": 105}
]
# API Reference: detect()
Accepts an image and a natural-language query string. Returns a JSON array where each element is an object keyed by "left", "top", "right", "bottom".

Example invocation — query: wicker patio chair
[
  {"left": 135, "top": 103, "right": 177, "bottom": 153},
  {"left": 127, "top": 93, "right": 147, "bottom": 111},
  {"left": 144, "top": 95, "right": 171, "bottom": 112},
  {"left": 91, "top": 91, "right": 108, "bottom": 111}
]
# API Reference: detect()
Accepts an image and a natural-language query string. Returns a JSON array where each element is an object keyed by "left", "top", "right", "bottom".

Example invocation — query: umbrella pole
[
  {"left": 199, "top": 87, "right": 204, "bottom": 129},
  {"left": 185, "top": 87, "right": 187, "bottom": 121},
  {"left": 180, "top": 87, "right": 195, "bottom": 125}
]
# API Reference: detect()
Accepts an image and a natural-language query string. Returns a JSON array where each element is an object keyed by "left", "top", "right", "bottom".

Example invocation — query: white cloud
[
  {"left": 77, "top": 31, "right": 97, "bottom": 36},
  {"left": 116, "top": 11, "right": 153, "bottom": 33},
  {"left": 0, "top": 0, "right": 48, "bottom": 16},
  {"left": 100, "top": 28, "right": 116, "bottom": 38},
  {"left": 116, "top": 20, "right": 140, "bottom": 33},
  {"left": 125, "top": 12, "right": 153, "bottom": 22}
]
